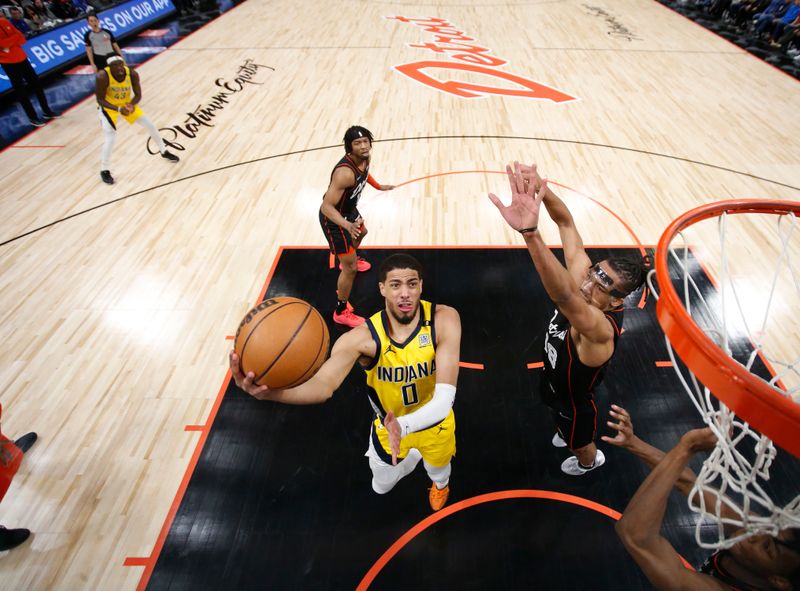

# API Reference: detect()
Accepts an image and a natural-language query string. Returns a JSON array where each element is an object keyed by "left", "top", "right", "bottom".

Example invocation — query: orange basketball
[{"left": 234, "top": 296, "right": 330, "bottom": 389}]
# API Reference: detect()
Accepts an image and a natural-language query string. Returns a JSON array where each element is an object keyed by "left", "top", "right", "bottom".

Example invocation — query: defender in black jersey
[
  {"left": 319, "top": 126, "right": 395, "bottom": 328},
  {"left": 606, "top": 406, "right": 800, "bottom": 590},
  {"left": 489, "top": 161, "right": 646, "bottom": 476}
]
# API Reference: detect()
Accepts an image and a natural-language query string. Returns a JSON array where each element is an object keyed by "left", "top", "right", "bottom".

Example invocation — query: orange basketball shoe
[
  {"left": 428, "top": 484, "right": 450, "bottom": 511},
  {"left": 339, "top": 257, "right": 372, "bottom": 272},
  {"left": 333, "top": 307, "right": 365, "bottom": 327}
]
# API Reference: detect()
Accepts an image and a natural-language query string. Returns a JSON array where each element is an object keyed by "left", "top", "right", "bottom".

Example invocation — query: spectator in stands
[
  {"left": 0, "top": 0, "right": 24, "bottom": 10},
  {"left": 767, "top": 0, "right": 800, "bottom": 42},
  {"left": 71, "top": 0, "right": 89, "bottom": 15},
  {"left": 48, "top": 0, "right": 79, "bottom": 20},
  {"left": 0, "top": 15, "right": 61, "bottom": 126},
  {"left": 777, "top": 16, "right": 800, "bottom": 52},
  {"left": 84, "top": 13, "right": 122, "bottom": 71},
  {"left": 753, "top": 0, "right": 788, "bottom": 35},
  {"left": 24, "top": 5, "right": 44, "bottom": 32},
  {"left": 707, "top": 0, "right": 734, "bottom": 19},
  {"left": 7, "top": 6, "right": 34, "bottom": 37},
  {"left": 728, "top": 0, "right": 772, "bottom": 27},
  {"left": 30, "top": 0, "right": 59, "bottom": 23},
  {"left": 87, "top": 0, "right": 112, "bottom": 10}
]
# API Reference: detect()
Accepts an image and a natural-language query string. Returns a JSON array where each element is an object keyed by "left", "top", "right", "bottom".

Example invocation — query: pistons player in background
[
  {"left": 319, "top": 126, "right": 395, "bottom": 327},
  {"left": 489, "top": 161, "right": 646, "bottom": 476}
]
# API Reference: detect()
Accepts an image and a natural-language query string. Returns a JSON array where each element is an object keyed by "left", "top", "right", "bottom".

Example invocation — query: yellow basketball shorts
[
  {"left": 371, "top": 409, "right": 456, "bottom": 468},
  {"left": 100, "top": 105, "right": 145, "bottom": 127}
]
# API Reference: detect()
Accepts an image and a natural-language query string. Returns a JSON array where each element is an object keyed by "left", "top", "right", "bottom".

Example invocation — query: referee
[{"left": 84, "top": 13, "right": 122, "bottom": 72}]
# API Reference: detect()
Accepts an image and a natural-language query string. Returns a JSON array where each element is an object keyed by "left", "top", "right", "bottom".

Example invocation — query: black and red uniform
[
  {"left": 540, "top": 306, "right": 624, "bottom": 449},
  {"left": 319, "top": 155, "right": 369, "bottom": 256},
  {"left": 699, "top": 550, "right": 762, "bottom": 590}
]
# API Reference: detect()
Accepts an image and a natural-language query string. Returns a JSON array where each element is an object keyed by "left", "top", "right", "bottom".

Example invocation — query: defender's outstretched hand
[
  {"left": 488, "top": 161, "right": 545, "bottom": 232},
  {"left": 601, "top": 404, "right": 636, "bottom": 448},
  {"left": 519, "top": 163, "right": 545, "bottom": 192}
]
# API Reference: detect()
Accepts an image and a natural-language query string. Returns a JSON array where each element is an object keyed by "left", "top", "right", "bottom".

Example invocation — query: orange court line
[
  {"left": 133, "top": 249, "right": 284, "bottom": 591},
  {"left": 655, "top": 361, "right": 674, "bottom": 367},
  {"left": 388, "top": 169, "right": 651, "bottom": 310},
  {"left": 129, "top": 244, "right": 666, "bottom": 588},
  {"left": 527, "top": 362, "right": 544, "bottom": 369},
  {"left": 458, "top": 361, "right": 484, "bottom": 370},
  {"left": 394, "top": 169, "right": 499, "bottom": 188},
  {"left": 224, "top": 335, "right": 234, "bottom": 340},
  {"left": 355, "top": 489, "right": 694, "bottom": 590},
  {"left": 392, "top": 170, "right": 645, "bottom": 252},
  {"left": 129, "top": 375, "right": 232, "bottom": 585},
  {"left": 257, "top": 247, "right": 285, "bottom": 302}
]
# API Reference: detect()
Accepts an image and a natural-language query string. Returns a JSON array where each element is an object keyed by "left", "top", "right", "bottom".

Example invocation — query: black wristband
[{"left": 519, "top": 226, "right": 537, "bottom": 234}]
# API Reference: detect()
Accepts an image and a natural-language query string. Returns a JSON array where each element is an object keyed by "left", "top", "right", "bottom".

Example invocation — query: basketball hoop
[{"left": 649, "top": 199, "right": 800, "bottom": 549}]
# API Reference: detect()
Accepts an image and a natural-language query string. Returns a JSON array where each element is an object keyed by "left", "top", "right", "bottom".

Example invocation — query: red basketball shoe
[
  {"left": 333, "top": 307, "right": 365, "bottom": 327},
  {"left": 339, "top": 257, "right": 371, "bottom": 272}
]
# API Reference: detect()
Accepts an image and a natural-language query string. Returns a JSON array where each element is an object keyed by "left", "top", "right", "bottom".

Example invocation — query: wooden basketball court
[{"left": 1, "top": 0, "right": 798, "bottom": 589}]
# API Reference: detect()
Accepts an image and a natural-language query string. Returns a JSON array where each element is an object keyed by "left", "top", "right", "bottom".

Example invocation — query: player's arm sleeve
[
  {"left": 367, "top": 174, "right": 381, "bottom": 189},
  {"left": 396, "top": 383, "right": 455, "bottom": 436},
  {"left": 396, "top": 305, "right": 460, "bottom": 436}
]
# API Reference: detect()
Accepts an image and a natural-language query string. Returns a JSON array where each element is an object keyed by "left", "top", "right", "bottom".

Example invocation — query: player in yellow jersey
[
  {"left": 230, "top": 253, "right": 461, "bottom": 511},
  {"left": 95, "top": 56, "right": 179, "bottom": 185}
]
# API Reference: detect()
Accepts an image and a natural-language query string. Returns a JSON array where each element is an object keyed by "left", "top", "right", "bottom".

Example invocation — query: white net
[{"left": 650, "top": 203, "right": 800, "bottom": 550}]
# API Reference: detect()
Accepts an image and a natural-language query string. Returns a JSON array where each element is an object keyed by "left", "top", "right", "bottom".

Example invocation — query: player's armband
[
  {"left": 396, "top": 383, "right": 456, "bottom": 437},
  {"left": 367, "top": 174, "right": 382, "bottom": 190}
]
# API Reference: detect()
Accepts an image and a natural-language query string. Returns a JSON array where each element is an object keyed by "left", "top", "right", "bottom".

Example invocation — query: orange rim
[{"left": 655, "top": 199, "right": 800, "bottom": 457}]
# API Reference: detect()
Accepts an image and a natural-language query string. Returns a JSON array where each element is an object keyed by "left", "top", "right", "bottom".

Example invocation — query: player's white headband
[{"left": 107, "top": 56, "right": 124, "bottom": 64}]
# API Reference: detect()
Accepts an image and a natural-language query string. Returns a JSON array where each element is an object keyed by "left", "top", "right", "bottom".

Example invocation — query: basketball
[{"left": 234, "top": 296, "right": 330, "bottom": 389}]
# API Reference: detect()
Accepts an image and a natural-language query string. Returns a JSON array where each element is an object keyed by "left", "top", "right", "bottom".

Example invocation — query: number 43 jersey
[
  {"left": 542, "top": 306, "right": 624, "bottom": 397},
  {"left": 363, "top": 301, "right": 437, "bottom": 421}
]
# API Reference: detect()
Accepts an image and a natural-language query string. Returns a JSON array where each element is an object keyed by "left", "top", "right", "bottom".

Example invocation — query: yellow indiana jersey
[
  {"left": 363, "top": 300, "right": 437, "bottom": 420},
  {"left": 104, "top": 66, "right": 133, "bottom": 107}
]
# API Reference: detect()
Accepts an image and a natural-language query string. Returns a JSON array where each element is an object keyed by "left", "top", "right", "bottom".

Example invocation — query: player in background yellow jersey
[
  {"left": 231, "top": 253, "right": 461, "bottom": 511},
  {"left": 95, "top": 56, "right": 179, "bottom": 185}
]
